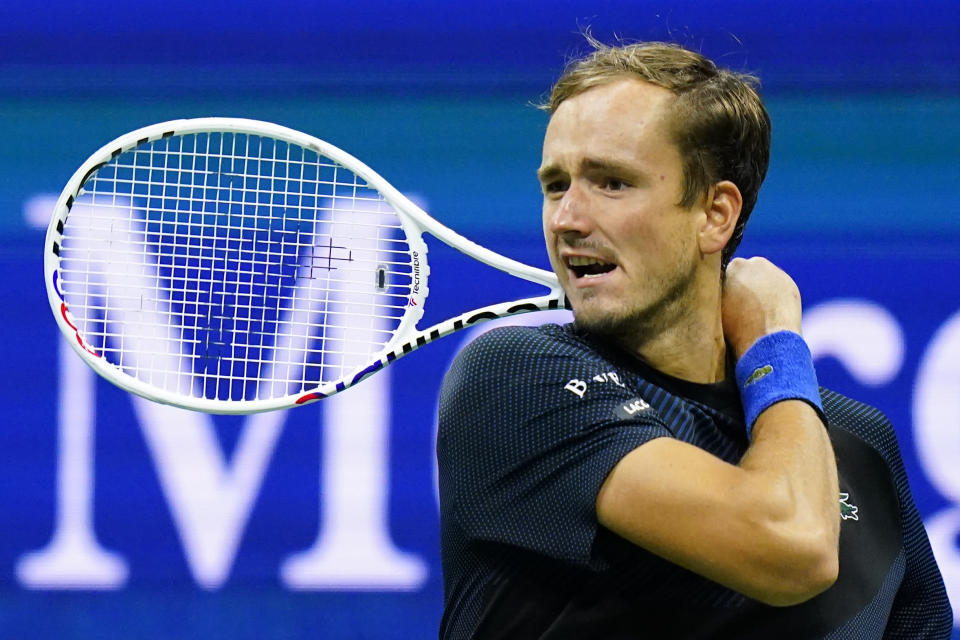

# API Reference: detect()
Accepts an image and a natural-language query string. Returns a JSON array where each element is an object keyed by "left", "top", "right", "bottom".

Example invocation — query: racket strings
[{"left": 58, "top": 131, "right": 414, "bottom": 402}]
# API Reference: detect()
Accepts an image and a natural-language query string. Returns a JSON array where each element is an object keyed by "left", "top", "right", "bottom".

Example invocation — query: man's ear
[{"left": 698, "top": 180, "right": 742, "bottom": 256}]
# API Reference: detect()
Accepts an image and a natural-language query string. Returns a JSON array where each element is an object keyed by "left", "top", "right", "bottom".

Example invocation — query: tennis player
[{"left": 437, "top": 40, "right": 952, "bottom": 638}]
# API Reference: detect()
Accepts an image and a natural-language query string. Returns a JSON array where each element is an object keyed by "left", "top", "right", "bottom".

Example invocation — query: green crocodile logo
[
  {"left": 839, "top": 492, "right": 859, "bottom": 521},
  {"left": 744, "top": 364, "right": 773, "bottom": 386}
]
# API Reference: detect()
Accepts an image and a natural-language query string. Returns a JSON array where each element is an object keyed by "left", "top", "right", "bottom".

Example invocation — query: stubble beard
[{"left": 571, "top": 258, "right": 698, "bottom": 351}]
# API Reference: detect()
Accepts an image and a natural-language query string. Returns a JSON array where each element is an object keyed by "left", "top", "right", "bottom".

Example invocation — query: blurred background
[{"left": 2, "top": 0, "right": 959, "bottom": 637}]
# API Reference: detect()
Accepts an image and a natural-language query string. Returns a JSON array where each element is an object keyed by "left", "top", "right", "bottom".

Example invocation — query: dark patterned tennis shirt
[{"left": 436, "top": 324, "right": 951, "bottom": 639}]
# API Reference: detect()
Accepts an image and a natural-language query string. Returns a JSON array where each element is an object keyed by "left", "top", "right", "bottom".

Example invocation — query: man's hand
[{"left": 722, "top": 257, "right": 803, "bottom": 359}]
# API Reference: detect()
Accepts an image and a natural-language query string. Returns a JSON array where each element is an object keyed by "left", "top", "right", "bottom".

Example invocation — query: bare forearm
[
  {"left": 737, "top": 400, "right": 840, "bottom": 602},
  {"left": 721, "top": 258, "right": 841, "bottom": 602}
]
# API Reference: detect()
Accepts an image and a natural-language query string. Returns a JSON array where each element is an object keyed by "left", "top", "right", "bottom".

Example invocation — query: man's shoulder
[
  {"left": 439, "top": 323, "right": 630, "bottom": 415},
  {"left": 820, "top": 388, "right": 904, "bottom": 465},
  {"left": 450, "top": 323, "right": 599, "bottom": 370}
]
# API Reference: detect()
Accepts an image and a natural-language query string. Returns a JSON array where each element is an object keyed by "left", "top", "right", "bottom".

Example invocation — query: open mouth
[{"left": 566, "top": 256, "right": 617, "bottom": 279}]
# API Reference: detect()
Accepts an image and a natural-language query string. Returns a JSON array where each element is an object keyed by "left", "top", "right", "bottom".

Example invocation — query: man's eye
[
  {"left": 543, "top": 180, "right": 568, "bottom": 194},
  {"left": 604, "top": 178, "right": 629, "bottom": 191}
]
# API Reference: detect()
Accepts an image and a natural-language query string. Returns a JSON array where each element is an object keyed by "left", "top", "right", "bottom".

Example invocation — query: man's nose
[{"left": 547, "top": 183, "right": 592, "bottom": 236}]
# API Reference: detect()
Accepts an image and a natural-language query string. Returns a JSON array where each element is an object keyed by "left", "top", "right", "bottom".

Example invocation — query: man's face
[{"left": 539, "top": 78, "right": 703, "bottom": 337}]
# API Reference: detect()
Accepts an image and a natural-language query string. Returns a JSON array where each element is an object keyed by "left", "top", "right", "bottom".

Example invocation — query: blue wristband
[{"left": 734, "top": 331, "right": 824, "bottom": 439}]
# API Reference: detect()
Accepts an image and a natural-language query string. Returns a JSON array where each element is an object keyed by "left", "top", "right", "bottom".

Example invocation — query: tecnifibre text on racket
[{"left": 45, "top": 118, "right": 566, "bottom": 414}]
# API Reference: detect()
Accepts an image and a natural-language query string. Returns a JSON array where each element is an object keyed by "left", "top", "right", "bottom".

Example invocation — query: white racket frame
[{"left": 45, "top": 118, "right": 565, "bottom": 414}]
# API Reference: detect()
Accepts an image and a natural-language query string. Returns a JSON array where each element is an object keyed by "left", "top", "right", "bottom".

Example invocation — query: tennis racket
[{"left": 44, "top": 118, "right": 566, "bottom": 414}]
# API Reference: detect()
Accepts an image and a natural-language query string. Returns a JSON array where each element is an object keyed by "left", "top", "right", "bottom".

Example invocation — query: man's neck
[{"left": 622, "top": 277, "right": 727, "bottom": 385}]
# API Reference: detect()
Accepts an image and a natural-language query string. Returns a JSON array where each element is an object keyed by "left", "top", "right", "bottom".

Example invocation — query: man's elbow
[{"left": 757, "top": 540, "right": 839, "bottom": 607}]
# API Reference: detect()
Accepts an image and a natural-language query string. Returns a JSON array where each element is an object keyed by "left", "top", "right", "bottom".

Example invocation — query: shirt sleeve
[{"left": 437, "top": 325, "right": 672, "bottom": 569}]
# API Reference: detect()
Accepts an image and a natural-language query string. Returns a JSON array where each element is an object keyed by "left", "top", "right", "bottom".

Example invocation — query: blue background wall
[{"left": 2, "top": 1, "right": 959, "bottom": 637}]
